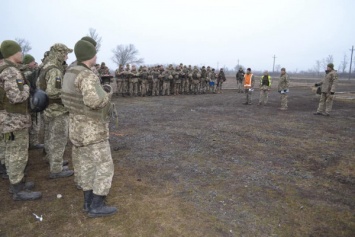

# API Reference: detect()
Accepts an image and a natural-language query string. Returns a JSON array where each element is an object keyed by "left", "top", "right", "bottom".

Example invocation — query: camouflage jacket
[
  {"left": 318, "top": 70, "right": 338, "bottom": 93},
  {"left": 66, "top": 64, "right": 113, "bottom": 146},
  {"left": 39, "top": 60, "right": 69, "bottom": 118},
  {"left": 278, "top": 73, "right": 289, "bottom": 91},
  {"left": 0, "top": 60, "right": 31, "bottom": 133}
]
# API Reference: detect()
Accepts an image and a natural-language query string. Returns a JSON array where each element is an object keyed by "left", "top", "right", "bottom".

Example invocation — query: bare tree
[
  {"left": 111, "top": 44, "right": 144, "bottom": 66},
  {"left": 340, "top": 54, "right": 348, "bottom": 73},
  {"left": 313, "top": 60, "right": 321, "bottom": 77},
  {"left": 321, "top": 55, "right": 334, "bottom": 68},
  {"left": 88, "top": 28, "right": 102, "bottom": 52},
  {"left": 15, "top": 38, "right": 32, "bottom": 55}
]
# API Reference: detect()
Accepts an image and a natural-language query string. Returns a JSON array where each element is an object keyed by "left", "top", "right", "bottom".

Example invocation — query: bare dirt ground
[{"left": 0, "top": 77, "right": 354, "bottom": 237}]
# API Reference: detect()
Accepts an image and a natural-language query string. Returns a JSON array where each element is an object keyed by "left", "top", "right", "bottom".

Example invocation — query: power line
[
  {"left": 349, "top": 46, "right": 354, "bottom": 80},
  {"left": 272, "top": 55, "right": 277, "bottom": 73}
]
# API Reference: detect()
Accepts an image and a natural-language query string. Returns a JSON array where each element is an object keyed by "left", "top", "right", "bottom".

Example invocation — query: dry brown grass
[{"left": 0, "top": 79, "right": 354, "bottom": 237}]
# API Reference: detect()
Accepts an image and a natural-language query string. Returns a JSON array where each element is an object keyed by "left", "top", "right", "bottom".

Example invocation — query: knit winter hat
[
  {"left": 1, "top": 40, "right": 22, "bottom": 58},
  {"left": 23, "top": 54, "right": 35, "bottom": 64},
  {"left": 74, "top": 40, "right": 96, "bottom": 62}
]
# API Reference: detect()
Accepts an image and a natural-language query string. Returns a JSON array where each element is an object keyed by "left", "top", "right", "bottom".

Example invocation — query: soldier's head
[
  {"left": 246, "top": 68, "right": 251, "bottom": 74},
  {"left": 327, "top": 63, "right": 334, "bottom": 70},
  {"left": 212, "top": 68, "right": 215, "bottom": 72},
  {"left": 23, "top": 54, "right": 36, "bottom": 68},
  {"left": 0, "top": 40, "right": 22, "bottom": 63},
  {"left": 239, "top": 67, "right": 243, "bottom": 71},
  {"left": 220, "top": 68, "right": 223, "bottom": 72},
  {"left": 74, "top": 40, "right": 97, "bottom": 67},
  {"left": 50, "top": 43, "right": 73, "bottom": 62},
  {"left": 281, "top": 68, "right": 286, "bottom": 75},
  {"left": 263, "top": 70, "right": 269, "bottom": 76}
]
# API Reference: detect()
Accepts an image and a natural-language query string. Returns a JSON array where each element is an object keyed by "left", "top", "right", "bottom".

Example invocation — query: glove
[
  {"left": 314, "top": 83, "right": 319, "bottom": 87},
  {"left": 103, "top": 84, "right": 112, "bottom": 93},
  {"left": 330, "top": 92, "right": 334, "bottom": 95}
]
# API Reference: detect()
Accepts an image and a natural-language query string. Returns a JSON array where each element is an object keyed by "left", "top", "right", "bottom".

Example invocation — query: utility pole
[
  {"left": 237, "top": 59, "right": 239, "bottom": 68},
  {"left": 272, "top": 55, "right": 277, "bottom": 73},
  {"left": 349, "top": 46, "right": 354, "bottom": 80}
]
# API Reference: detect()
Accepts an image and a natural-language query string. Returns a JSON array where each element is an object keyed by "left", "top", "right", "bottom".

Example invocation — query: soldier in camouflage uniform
[
  {"left": 200, "top": 66, "right": 207, "bottom": 94},
  {"left": 205, "top": 66, "right": 211, "bottom": 93},
  {"left": 208, "top": 68, "right": 217, "bottom": 93},
  {"left": 258, "top": 71, "right": 272, "bottom": 106},
  {"left": 61, "top": 40, "right": 117, "bottom": 217},
  {"left": 122, "top": 64, "right": 131, "bottom": 96},
  {"left": 139, "top": 66, "right": 149, "bottom": 97},
  {"left": 115, "top": 64, "right": 124, "bottom": 96},
  {"left": 314, "top": 63, "right": 338, "bottom": 116},
  {"left": 191, "top": 66, "right": 201, "bottom": 95},
  {"left": 162, "top": 66, "right": 172, "bottom": 96},
  {"left": 181, "top": 65, "right": 189, "bottom": 94},
  {"left": 173, "top": 66, "right": 182, "bottom": 95},
  {"left": 21, "top": 54, "right": 44, "bottom": 150},
  {"left": 0, "top": 40, "right": 42, "bottom": 200},
  {"left": 236, "top": 67, "right": 245, "bottom": 93},
  {"left": 217, "top": 68, "right": 226, "bottom": 94},
  {"left": 37, "top": 43, "right": 74, "bottom": 179},
  {"left": 277, "top": 68, "right": 290, "bottom": 110},
  {"left": 129, "top": 65, "right": 139, "bottom": 96},
  {"left": 0, "top": 49, "right": 7, "bottom": 178},
  {"left": 151, "top": 66, "right": 160, "bottom": 96}
]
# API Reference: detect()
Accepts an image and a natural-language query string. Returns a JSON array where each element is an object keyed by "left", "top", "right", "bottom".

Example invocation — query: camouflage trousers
[
  {"left": 44, "top": 113, "right": 69, "bottom": 173},
  {"left": 236, "top": 80, "right": 243, "bottom": 93},
  {"left": 217, "top": 81, "right": 223, "bottom": 93},
  {"left": 174, "top": 81, "right": 181, "bottom": 95},
  {"left": 116, "top": 78, "right": 123, "bottom": 95},
  {"left": 122, "top": 80, "right": 128, "bottom": 95},
  {"left": 259, "top": 86, "right": 270, "bottom": 105},
  {"left": 129, "top": 78, "right": 139, "bottom": 96},
  {"left": 140, "top": 80, "right": 148, "bottom": 96},
  {"left": 182, "top": 79, "right": 189, "bottom": 94},
  {"left": 200, "top": 79, "right": 207, "bottom": 93},
  {"left": 73, "top": 140, "right": 114, "bottom": 196},
  {"left": 192, "top": 80, "right": 200, "bottom": 94},
  {"left": 29, "top": 112, "right": 41, "bottom": 146},
  {"left": 244, "top": 88, "right": 253, "bottom": 104},
  {"left": 162, "top": 81, "right": 170, "bottom": 96},
  {"left": 280, "top": 93, "right": 288, "bottom": 109},
  {"left": 151, "top": 79, "right": 159, "bottom": 96},
  {"left": 317, "top": 92, "right": 334, "bottom": 114},
  {"left": 4, "top": 129, "right": 29, "bottom": 184}
]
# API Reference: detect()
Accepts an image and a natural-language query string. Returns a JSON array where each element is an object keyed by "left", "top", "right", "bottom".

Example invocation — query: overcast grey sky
[{"left": 2, "top": 0, "right": 355, "bottom": 72}]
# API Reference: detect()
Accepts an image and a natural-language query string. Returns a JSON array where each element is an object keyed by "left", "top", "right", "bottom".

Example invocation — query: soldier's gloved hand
[
  {"left": 314, "top": 83, "right": 319, "bottom": 87},
  {"left": 103, "top": 84, "right": 112, "bottom": 93},
  {"left": 330, "top": 92, "right": 335, "bottom": 95}
]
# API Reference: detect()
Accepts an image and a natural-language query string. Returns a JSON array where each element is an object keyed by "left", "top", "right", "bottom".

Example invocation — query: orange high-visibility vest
[{"left": 244, "top": 74, "right": 253, "bottom": 88}]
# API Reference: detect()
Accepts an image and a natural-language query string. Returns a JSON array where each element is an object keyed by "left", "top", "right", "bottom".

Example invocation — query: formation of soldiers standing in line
[
  {"left": 106, "top": 64, "right": 227, "bottom": 96},
  {"left": 0, "top": 34, "right": 339, "bottom": 220}
]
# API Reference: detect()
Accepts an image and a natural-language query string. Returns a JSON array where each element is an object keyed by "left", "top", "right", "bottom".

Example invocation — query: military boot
[
  {"left": 88, "top": 194, "right": 117, "bottom": 218},
  {"left": 49, "top": 169, "right": 74, "bottom": 179},
  {"left": 0, "top": 164, "right": 9, "bottom": 179},
  {"left": 12, "top": 182, "right": 42, "bottom": 201},
  {"left": 9, "top": 180, "right": 35, "bottom": 194},
  {"left": 83, "top": 190, "right": 93, "bottom": 212}
]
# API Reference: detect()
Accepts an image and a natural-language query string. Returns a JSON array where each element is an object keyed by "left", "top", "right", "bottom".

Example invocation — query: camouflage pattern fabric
[
  {"left": 44, "top": 113, "right": 68, "bottom": 173},
  {"left": 259, "top": 85, "right": 270, "bottom": 105},
  {"left": 278, "top": 73, "right": 290, "bottom": 109},
  {"left": 75, "top": 140, "right": 114, "bottom": 195},
  {"left": 316, "top": 93, "right": 335, "bottom": 115},
  {"left": 4, "top": 129, "right": 29, "bottom": 184},
  {"left": 0, "top": 110, "right": 6, "bottom": 164},
  {"left": 66, "top": 65, "right": 113, "bottom": 195},
  {"left": 29, "top": 112, "right": 41, "bottom": 146},
  {"left": 0, "top": 61, "right": 31, "bottom": 133}
]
